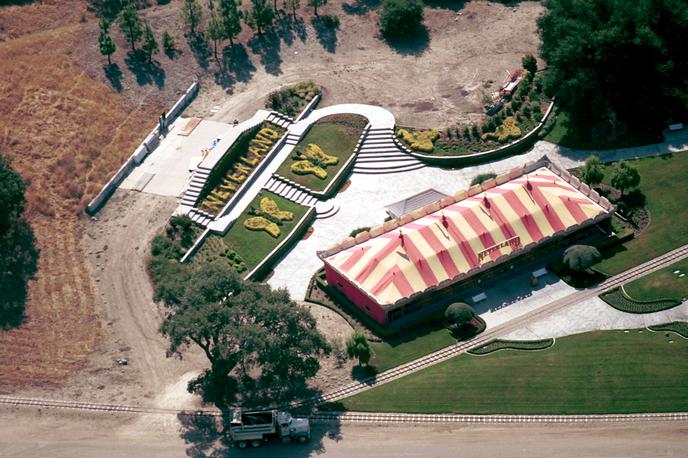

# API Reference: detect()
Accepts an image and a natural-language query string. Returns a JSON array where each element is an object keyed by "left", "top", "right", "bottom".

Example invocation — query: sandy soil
[
  {"left": 71, "top": 1, "right": 543, "bottom": 129},
  {"left": 190, "top": 1, "right": 545, "bottom": 128},
  {"left": 1, "top": 406, "right": 686, "bottom": 457}
]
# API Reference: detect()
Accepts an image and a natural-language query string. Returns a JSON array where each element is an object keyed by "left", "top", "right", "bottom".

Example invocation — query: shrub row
[
  {"left": 599, "top": 287, "right": 680, "bottom": 314},
  {"left": 649, "top": 321, "right": 688, "bottom": 338},
  {"left": 468, "top": 338, "right": 554, "bottom": 355}
]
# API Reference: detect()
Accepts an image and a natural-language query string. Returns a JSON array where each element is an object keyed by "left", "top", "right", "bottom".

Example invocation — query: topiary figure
[
  {"left": 563, "top": 245, "right": 601, "bottom": 272},
  {"left": 445, "top": 302, "right": 477, "bottom": 334},
  {"left": 481, "top": 117, "right": 522, "bottom": 142},
  {"left": 396, "top": 128, "right": 439, "bottom": 152}
]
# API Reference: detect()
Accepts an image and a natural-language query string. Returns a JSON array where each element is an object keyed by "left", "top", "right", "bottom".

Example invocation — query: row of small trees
[
  {"left": 581, "top": 156, "right": 640, "bottom": 196},
  {"left": 98, "top": 2, "right": 175, "bottom": 64},
  {"left": 99, "top": 0, "right": 331, "bottom": 65}
]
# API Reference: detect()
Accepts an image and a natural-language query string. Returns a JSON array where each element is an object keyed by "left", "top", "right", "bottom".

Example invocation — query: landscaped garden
[
  {"left": 275, "top": 114, "right": 367, "bottom": 192},
  {"left": 592, "top": 152, "right": 688, "bottom": 275},
  {"left": 468, "top": 338, "right": 554, "bottom": 355},
  {"left": 396, "top": 60, "right": 551, "bottom": 156},
  {"left": 265, "top": 81, "right": 321, "bottom": 117},
  {"left": 330, "top": 327, "right": 688, "bottom": 414},
  {"left": 197, "top": 122, "right": 285, "bottom": 215},
  {"left": 194, "top": 191, "right": 310, "bottom": 276}
]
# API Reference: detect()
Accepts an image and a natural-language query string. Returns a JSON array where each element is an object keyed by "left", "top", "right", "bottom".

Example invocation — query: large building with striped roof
[{"left": 317, "top": 158, "right": 614, "bottom": 327}]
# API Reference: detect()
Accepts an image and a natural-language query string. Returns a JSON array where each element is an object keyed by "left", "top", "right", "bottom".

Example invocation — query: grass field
[
  {"left": 370, "top": 327, "right": 456, "bottom": 372},
  {"left": 0, "top": 5, "right": 162, "bottom": 387},
  {"left": 624, "top": 258, "right": 688, "bottom": 303},
  {"left": 595, "top": 153, "right": 688, "bottom": 275},
  {"left": 220, "top": 191, "right": 309, "bottom": 271},
  {"left": 275, "top": 115, "right": 366, "bottom": 191},
  {"left": 337, "top": 328, "right": 688, "bottom": 414}
]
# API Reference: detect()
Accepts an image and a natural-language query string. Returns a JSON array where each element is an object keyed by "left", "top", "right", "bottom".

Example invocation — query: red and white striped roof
[{"left": 323, "top": 166, "right": 610, "bottom": 306}]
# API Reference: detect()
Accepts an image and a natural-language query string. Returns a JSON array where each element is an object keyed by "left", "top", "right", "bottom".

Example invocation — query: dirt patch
[
  {"left": 65, "top": 1, "right": 543, "bottom": 128},
  {"left": 302, "top": 302, "right": 358, "bottom": 393}
]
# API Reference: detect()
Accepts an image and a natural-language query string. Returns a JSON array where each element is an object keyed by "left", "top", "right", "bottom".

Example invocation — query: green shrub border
[
  {"left": 599, "top": 286, "right": 680, "bottom": 314},
  {"left": 468, "top": 338, "right": 555, "bottom": 355},
  {"left": 197, "top": 123, "right": 264, "bottom": 207},
  {"left": 648, "top": 321, "right": 688, "bottom": 338}
]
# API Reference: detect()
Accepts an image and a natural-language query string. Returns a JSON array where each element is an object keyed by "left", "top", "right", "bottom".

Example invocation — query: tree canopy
[
  {"left": 247, "top": 0, "right": 275, "bottom": 35},
  {"left": 445, "top": 302, "right": 476, "bottom": 335},
  {"left": 98, "top": 19, "right": 117, "bottom": 65},
  {"left": 0, "top": 154, "right": 38, "bottom": 328},
  {"left": 582, "top": 155, "right": 604, "bottom": 186},
  {"left": 160, "top": 262, "right": 329, "bottom": 407},
  {"left": 538, "top": 0, "right": 688, "bottom": 127},
  {"left": 378, "top": 0, "right": 424, "bottom": 39},
  {"left": 181, "top": 0, "right": 204, "bottom": 35},
  {"left": 563, "top": 245, "right": 601, "bottom": 272},
  {"left": 118, "top": 2, "right": 144, "bottom": 52},
  {"left": 346, "top": 331, "right": 371, "bottom": 366},
  {"left": 611, "top": 160, "right": 640, "bottom": 195}
]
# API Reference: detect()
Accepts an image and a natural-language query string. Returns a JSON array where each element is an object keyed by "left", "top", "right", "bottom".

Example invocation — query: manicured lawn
[
  {"left": 196, "top": 191, "right": 309, "bottom": 273},
  {"left": 595, "top": 153, "right": 688, "bottom": 274},
  {"left": 276, "top": 115, "right": 366, "bottom": 192},
  {"left": 223, "top": 191, "right": 308, "bottom": 270},
  {"left": 338, "top": 328, "right": 688, "bottom": 414},
  {"left": 370, "top": 327, "right": 456, "bottom": 372},
  {"left": 624, "top": 258, "right": 688, "bottom": 303},
  {"left": 544, "top": 110, "right": 661, "bottom": 149}
]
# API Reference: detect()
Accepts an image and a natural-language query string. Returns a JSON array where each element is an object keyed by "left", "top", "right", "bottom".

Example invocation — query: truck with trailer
[{"left": 228, "top": 409, "right": 311, "bottom": 449}]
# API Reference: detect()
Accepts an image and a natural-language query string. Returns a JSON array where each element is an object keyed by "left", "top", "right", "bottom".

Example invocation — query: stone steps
[
  {"left": 266, "top": 112, "right": 294, "bottom": 129},
  {"left": 264, "top": 176, "right": 318, "bottom": 207},
  {"left": 352, "top": 129, "right": 424, "bottom": 175}
]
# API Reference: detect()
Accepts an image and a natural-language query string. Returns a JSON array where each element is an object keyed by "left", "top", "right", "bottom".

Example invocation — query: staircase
[
  {"left": 266, "top": 111, "right": 294, "bottom": 129},
  {"left": 353, "top": 127, "right": 425, "bottom": 174},
  {"left": 264, "top": 176, "right": 340, "bottom": 219},
  {"left": 180, "top": 165, "right": 212, "bottom": 207},
  {"left": 187, "top": 208, "right": 214, "bottom": 227}
]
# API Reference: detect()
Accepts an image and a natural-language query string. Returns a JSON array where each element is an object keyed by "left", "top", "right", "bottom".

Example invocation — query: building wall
[{"left": 324, "top": 264, "right": 387, "bottom": 324}]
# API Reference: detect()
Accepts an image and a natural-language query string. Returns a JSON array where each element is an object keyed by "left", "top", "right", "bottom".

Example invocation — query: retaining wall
[{"left": 86, "top": 81, "right": 200, "bottom": 214}]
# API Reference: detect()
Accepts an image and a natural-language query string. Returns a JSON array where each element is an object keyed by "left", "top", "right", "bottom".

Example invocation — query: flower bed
[
  {"left": 398, "top": 71, "right": 550, "bottom": 157},
  {"left": 194, "top": 191, "right": 308, "bottom": 275},
  {"left": 266, "top": 81, "right": 321, "bottom": 117},
  {"left": 468, "top": 338, "right": 554, "bottom": 355},
  {"left": 275, "top": 114, "right": 366, "bottom": 192},
  {"left": 198, "top": 123, "right": 285, "bottom": 214},
  {"left": 599, "top": 287, "right": 680, "bottom": 314}
]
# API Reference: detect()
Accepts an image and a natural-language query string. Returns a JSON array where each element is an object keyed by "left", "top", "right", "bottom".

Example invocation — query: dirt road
[{"left": 1, "top": 406, "right": 686, "bottom": 457}]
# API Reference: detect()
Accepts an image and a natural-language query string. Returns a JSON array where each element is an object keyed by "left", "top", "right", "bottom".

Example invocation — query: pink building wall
[{"left": 324, "top": 264, "right": 387, "bottom": 325}]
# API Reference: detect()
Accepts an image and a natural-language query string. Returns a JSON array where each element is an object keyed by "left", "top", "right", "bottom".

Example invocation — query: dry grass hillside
[{"left": 0, "top": 4, "right": 162, "bottom": 387}]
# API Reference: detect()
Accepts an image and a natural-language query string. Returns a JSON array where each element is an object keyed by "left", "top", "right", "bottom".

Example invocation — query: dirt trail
[{"left": 65, "top": 190, "right": 206, "bottom": 405}]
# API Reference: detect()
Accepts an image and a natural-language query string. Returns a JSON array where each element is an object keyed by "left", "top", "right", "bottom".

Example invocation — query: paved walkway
[{"left": 503, "top": 297, "right": 688, "bottom": 341}]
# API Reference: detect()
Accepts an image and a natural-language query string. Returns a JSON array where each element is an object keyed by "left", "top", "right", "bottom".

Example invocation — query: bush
[
  {"left": 470, "top": 172, "right": 497, "bottom": 186},
  {"left": 396, "top": 128, "right": 438, "bottom": 152},
  {"left": 445, "top": 302, "right": 476, "bottom": 333},
  {"left": 378, "top": 0, "right": 424, "bottom": 39},
  {"left": 563, "top": 245, "right": 601, "bottom": 272},
  {"left": 481, "top": 117, "right": 522, "bottom": 142}
]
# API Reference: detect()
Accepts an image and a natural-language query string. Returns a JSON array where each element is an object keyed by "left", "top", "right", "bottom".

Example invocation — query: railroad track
[
  {"left": 1, "top": 396, "right": 686, "bottom": 425},
  {"left": 2, "top": 245, "right": 687, "bottom": 424},
  {"left": 310, "top": 411, "right": 688, "bottom": 424},
  {"left": 293, "top": 244, "right": 688, "bottom": 408}
]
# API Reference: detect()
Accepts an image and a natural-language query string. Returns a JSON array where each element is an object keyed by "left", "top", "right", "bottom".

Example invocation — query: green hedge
[
  {"left": 197, "top": 124, "right": 263, "bottom": 207},
  {"left": 469, "top": 338, "right": 554, "bottom": 355},
  {"left": 599, "top": 287, "right": 680, "bottom": 314},
  {"left": 649, "top": 321, "right": 688, "bottom": 338}
]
